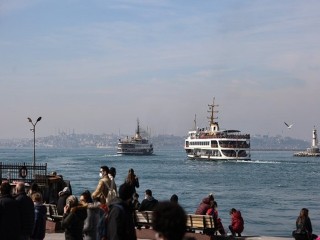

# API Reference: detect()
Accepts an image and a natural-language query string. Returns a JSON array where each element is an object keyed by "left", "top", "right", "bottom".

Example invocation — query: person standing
[
  {"left": 15, "top": 182, "right": 35, "bottom": 240},
  {"left": 106, "top": 183, "right": 137, "bottom": 240},
  {"left": 139, "top": 189, "right": 159, "bottom": 211},
  {"left": 92, "top": 166, "right": 111, "bottom": 203},
  {"left": 125, "top": 168, "right": 139, "bottom": 196},
  {"left": 229, "top": 208, "right": 244, "bottom": 237},
  {"left": 0, "top": 181, "right": 21, "bottom": 240},
  {"left": 30, "top": 192, "right": 47, "bottom": 240},
  {"left": 61, "top": 195, "right": 87, "bottom": 240},
  {"left": 57, "top": 187, "right": 71, "bottom": 215},
  {"left": 80, "top": 190, "right": 103, "bottom": 240}
]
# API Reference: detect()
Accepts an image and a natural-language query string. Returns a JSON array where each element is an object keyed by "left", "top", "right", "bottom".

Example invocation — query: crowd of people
[
  {"left": 0, "top": 165, "right": 317, "bottom": 240},
  {"left": 0, "top": 181, "right": 46, "bottom": 240}
]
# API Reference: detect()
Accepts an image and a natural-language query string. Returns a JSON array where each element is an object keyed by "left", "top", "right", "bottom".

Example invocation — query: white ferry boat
[
  {"left": 117, "top": 120, "right": 153, "bottom": 155},
  {"left": 184, "top": 99, "right": 251, "bottom": 160},
  {"left": 294, "top": 127, "right": 320, "bottom": 157}
]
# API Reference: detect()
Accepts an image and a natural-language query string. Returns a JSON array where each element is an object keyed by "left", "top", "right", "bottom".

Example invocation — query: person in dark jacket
[
  {"left": 292, "top": 208, "right": 317, "bottom": 240},
  {"left": 61, "top": 195, "right": 87, "bottom": 240},
  {"left": 0, "top": 181, "right": 21, "bottom": 240},
  {"left": 195, "top": 193, "right": 214, "bottom": 215},
  {"left": 57, "top": 187, "right": 71, "bottom": 215},
  {"left": 15, "top": 182, "right": 35, "bottom": 240},
  {"left": 30, "top": 192, "right": 47, "bottom": 240},
  {"left": 106, "top": 183, "right": 137, "bottom": 240},
  {"left": 138, "top": 189, "right": 158, "bottom": 211},
  {"left": 229, "top": 208, "right": 244, "bottom": 237},
  {"left": 124, "top": 168, "right": 139, "bottom": 196}
]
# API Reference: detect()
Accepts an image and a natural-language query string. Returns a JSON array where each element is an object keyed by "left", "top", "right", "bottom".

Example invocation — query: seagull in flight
[{"left": 284, "top": 122, "right": 294, "bottom": 129}]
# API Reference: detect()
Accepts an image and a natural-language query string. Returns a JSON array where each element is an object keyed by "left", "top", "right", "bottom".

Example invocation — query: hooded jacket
[
  {"left": 231, "top": 210, "right": 244, "bottom": 233},
  {"left": 195, "top": 197, "right": 212, "bottom": 215}
]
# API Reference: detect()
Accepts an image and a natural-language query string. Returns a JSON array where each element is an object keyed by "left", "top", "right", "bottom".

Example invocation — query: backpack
[{"left": 98, "top": 204, "right": 124, "bottom": 239}]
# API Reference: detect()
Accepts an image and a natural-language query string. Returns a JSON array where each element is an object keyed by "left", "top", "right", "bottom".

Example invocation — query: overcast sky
[{"left": 1, "top": 0, "right": 319, "bottom": 141}]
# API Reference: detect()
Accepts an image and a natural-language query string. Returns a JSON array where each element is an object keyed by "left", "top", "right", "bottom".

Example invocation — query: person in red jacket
[
  {"left": 195, "top": 193, "right": 214, "bottom": 215},
  {"left": 229, "top": 208, "right": 244, "bottom": 237}
]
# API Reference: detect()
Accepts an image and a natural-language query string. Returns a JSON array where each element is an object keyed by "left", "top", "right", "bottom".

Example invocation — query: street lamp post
[{"left": 27, "top": 117, "right": 42, "bottom": 167}]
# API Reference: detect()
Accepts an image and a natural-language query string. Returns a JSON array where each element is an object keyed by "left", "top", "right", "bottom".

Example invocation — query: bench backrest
[
  {"left": 44, "top": 204, "right": 63, "bottom": 222},
  {"left": 135, "top": 211, "right": 153, "bottom": 227},
  {"left": 186, "top": 214, "right": 215, "bottom": 230},
  {"left": 134, "top": 210, "right": 215, "bottom": 233}
]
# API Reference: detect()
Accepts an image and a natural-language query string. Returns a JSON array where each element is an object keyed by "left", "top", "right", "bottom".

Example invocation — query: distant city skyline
[{"left": 1, "top": 1, "right": 319, "bottom": 141}]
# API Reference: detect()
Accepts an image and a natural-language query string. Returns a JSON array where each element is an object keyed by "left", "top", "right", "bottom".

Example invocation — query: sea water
[{"left": 1, "top": 147, "right": 319, "bottom": 237}]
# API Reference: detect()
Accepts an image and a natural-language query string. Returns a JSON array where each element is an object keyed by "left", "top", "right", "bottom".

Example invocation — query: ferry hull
[
  {"left": 117, "top": 151, "right": 153, "bottom": 156},
  {"left": 186, "top": 154, "right": 250, "bottom": 161},
  {"left": 117, "top": 145, "right": 153, "bottom": 155}
]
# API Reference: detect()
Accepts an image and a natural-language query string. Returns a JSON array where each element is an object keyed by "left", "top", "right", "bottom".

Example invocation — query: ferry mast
[{"left": 208, "top": 98, "right": 219, "bottom": 132}]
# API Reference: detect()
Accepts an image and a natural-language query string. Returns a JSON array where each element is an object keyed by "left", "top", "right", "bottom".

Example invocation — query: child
[
  {"left": 229, "top": 208, "right": 244, "bottom": 237},
  {"left": 30, "top": 192, "right": 47, "bottom": 240},
  {"left": 206, "top": 201, "right": 225, "bottom": 235}
]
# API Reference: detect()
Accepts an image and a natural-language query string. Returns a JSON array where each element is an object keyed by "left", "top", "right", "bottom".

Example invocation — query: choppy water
[{"left": 1, "top": 147, "right": 319, "bottom": 237}]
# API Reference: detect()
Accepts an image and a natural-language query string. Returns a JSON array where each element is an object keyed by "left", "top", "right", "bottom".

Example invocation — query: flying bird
[{"left": 284, "top": 122, "right": 294, "bottom": 129}]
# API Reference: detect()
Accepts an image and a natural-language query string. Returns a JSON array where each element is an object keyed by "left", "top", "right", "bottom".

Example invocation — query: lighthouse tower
[
  {"left": 307, "top": 127, "right": 319, "bottom": 154},
  {"left": 312, "top": 127, "right": 318, "bottom": 147}
]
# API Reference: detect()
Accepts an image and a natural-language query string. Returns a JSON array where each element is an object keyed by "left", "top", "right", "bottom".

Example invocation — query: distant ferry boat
[
  {"left": 184, "top": 98, "right": 251, "bottom": 160},
  {"left": 294, "top": 127, "right": 320, "bottom": 157},
  {"left": 117, "top": 120, "right": 153, "bottom": 155}
]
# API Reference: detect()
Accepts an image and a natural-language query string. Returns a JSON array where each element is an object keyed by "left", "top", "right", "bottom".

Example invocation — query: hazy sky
[{"left": 1, "top": 0, "right": 319, "bottom": 141}]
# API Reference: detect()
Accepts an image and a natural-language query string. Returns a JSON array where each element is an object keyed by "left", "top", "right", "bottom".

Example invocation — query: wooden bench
[
  {"left": 134, "top": 210, "right": 153, "bottom": 228},
  {"left": 44, "top": 204, "right": 63, "bottom": 222},
  {"left": 134, "top": 211, "right": 217, "bottom": 240},
  {"left": 186, "top": 214, "right": 216, "bottom": 235},
  {"left": 44, "top": 204, "right": 64, "bottom": 233}
]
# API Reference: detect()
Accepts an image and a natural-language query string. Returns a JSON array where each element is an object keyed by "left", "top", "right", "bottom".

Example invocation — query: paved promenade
[{"left": 44, "top": 232, "right": 292, "bottom": 240}]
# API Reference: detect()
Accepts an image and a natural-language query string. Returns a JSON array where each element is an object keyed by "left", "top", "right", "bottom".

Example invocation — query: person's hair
[
  {"left": 109, "top": 167, "right": 116, "bottom": 178},
  {"left": 297, "top": 208, "right": 309, "bottom": 226},
  {"left": 125, "top": 168, "right": 136, "bottom": 185},
  {"left": 208, "top": 193, "right": 214, "bottom": 201},
  {"left": 0, "top": 181, "right": 11, "bottom": 195},
  {"left": 229, "top": 208, "right": 237, "bottom": 215},
  {"left": 146, "top": 189, "right": 152, "bottom": 196},
  {"left": 133, "top": 192, "right": 139, "bottom": 199},
  {"left": 66, "top": 195, "right": 79, "bottom": 208},
  {"left": 152, "top": 201, "right": 187, "bottom": 240},
  {"left": 213, "top": 200, "right": 218, "bottom": 208},
  {"left": 299, "top": 208, "right": 309, "bottom": 217},
  {"left": 170, "top": 194, "right": 178, "bottom": 203},
  {"left": 81, "top": 190, "right": 93, "bottom": 203},
  {"left": 100, "top": 166, "right": 109, "bottom": 173},
  {"left": 32, "top": 192, "right": 43, "bottom": 202}
]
